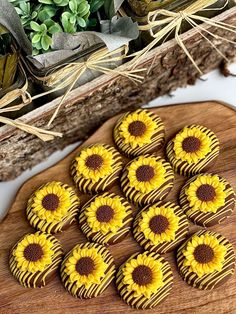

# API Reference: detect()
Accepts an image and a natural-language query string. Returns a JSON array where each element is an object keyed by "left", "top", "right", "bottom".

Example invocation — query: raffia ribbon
[
  {"left": 0, "top": 46, "right": 145, "bottom": 140},
  {"left": 0, "top": 65, "right": 62, "bottom": 141},
  {"left": 43, "top": 46, "right": 145, "bottom": 126},
  {"left": 2, "top": 0, "right": 235, "bottom": 141},
  {"left": 132, "top": 0, "right": 236, "bottom": 73},
  {"left": 0, "top": 116, "right": 62, "bottom": 141},
  {"left": 0, "top": 89, "right": 31, "bottom": 111}
]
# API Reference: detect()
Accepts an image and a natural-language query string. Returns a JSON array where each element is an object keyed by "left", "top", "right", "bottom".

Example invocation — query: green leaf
[
  {"left": 44, "top": 19, "right": 54, "bottom": 28},
  {"left": 69, "top": 15, "right": 76, "bottom": 24},
  {"left": 14, "top": 7, "right": 23, "bottom": 15},
  {"left": 38, "top": 6, "right": 56, "bottom": 22},
  {"left": 31, "top": 11, "right": 38, "bottom": 19},
  {"left": 61, "top": 12, "right": 76, "bottom": 33},
  {"left": 32, "top": 48, "right": 40, "bottom": 55},
  {"left": 61, "top": 11, "right": 71, "bottom": 19},
  {"left": 38, "top": 0, "right": 53, "bottom": 4},
  {"left": 77, "top": 2, "right": 90, "bottom": 16},
  {"left": 48, "top": 23, "right": 62, "bottom": 34},
  {"left": 89, "top": 0, "right": 104, "bottom": 13},
  {"left": 40, "top": 23, "right": 48, "bottom": 32},
  {"left": 30, "top": 21, "right": 41, "bottom": 32},
  {"left": 76, "top": 16, "right": 86, "bottom": 28},
  {"left": 104, "top": 0, "right": 124, "bottom": 18},
  {"left": 41, "top": 34, "right": 52, "bottom": 51},
  {"left": 69, "top": 0, "right": 77, "bottom": 13},
  {"left": 32, "top": 33, "right": 41, "bottom": 44},
  {"left": 54, "top": 0, "right": 69, "bottom": 6},
  {"left": 32, "top": 41, "right": 42, "bottom": 50},
  {"left": 19, "top": 2, "right": 28, "bottom": 13}
]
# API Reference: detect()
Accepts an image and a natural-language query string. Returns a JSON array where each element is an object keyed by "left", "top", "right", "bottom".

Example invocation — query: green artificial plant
[{"left": 10, "top": 0, "right": 105, "bottom": 55}]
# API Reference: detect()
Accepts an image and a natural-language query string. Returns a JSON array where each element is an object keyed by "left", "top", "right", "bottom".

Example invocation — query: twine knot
[{"left": 178, "top": 11, "right": 187, "bottom": 20}]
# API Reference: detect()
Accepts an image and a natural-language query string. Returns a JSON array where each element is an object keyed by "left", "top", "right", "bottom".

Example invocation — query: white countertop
[{"left": 0, "top": 63, "right": 236, "bottom": 221}]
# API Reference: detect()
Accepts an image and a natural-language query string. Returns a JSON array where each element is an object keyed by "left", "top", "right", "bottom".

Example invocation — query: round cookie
[
  {"left": 166, "top": 124, "right": 220, "bottom": 176},
  {"left": 71, "top": 144, "right": 123, "bottom": 194},
  {"left": 177, "top": 230, "right": 235, "bottom": 290},
  {"left": 120, "top": 154, "right": 174, "bottom": 206},
  {"left": 26, "top": 181, "right": 80, "bottom": 234},
  {"left": 79, "top": 192, "right": 133, "bottom": 245},
  {"left": 116, "top": 251, "right": 173, "bottom": 309},
  {"left": 133, "top": 201, "right": 189, "bottom": 253},
  {"left": 179, "top": 173, "right": 235, "bottom": 227},
  {"left": 113, "top": 109, "right": 165, "bottom": 157},
  {"left": 60, "top": 242, "right": 115, "bottom": 299},
  {"left": 9, "top": 231, "right": 63, "bottom": 288}
]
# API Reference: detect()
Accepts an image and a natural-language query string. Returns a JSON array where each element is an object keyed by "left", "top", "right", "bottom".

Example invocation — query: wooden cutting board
[{"left": 0, "top": 101, "right": 236, "bottom": 314}]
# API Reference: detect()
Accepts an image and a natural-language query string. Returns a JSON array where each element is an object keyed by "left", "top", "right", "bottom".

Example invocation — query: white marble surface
[{"left": 0, "top": 64, "right": 236, "bottom": 220}]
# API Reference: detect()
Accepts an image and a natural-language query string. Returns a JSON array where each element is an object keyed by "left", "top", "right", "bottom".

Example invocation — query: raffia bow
[
  {"left": 132, "top": 0, "right": 236, "bottom": 73},
  {"left": 42, "top": 46, "right": 145, "bottom": 126},
  {"left": 0, "top": 46, "right": 145, "bottom": 140}
]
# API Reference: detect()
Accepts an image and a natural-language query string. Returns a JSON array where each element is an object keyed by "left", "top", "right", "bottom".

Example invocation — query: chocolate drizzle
[
  {"left": 136, "top": 165, "right": 155, "bottom": 182},
  {"left": 193, "top": 244, "right": 214, "bottom": 264},
  {"left": 42, "top": 193, "right": 60, "bottom": 211},
  {"left": 132, "top": 265, "right": 153, "bottom": 286},
  {"left": 23, "top": 244, "right": 44, "bottom": 262},
  {"left": 182, "top": 136, "right": 201, "bottom": 153},
  {"left": 128, "top": 121, "right": 147, "bottom": 137},
  {"left": 85, "top": 154, "right": 103, "bottom": 170},
  {"left": 76, "top": 257, "right": 95, "bottom": 276},
  {"left": 149, "top": 215, "right": 169, "bottom": 234},
  {"left": 96, "top": 205, "right": 114, "bottom": 223},
  {"left": 196, "top": 184, "right": 216, "bottom": 202}
]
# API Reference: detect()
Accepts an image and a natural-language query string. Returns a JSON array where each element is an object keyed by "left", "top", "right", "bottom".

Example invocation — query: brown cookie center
[
  {"left": 23, "top": 243, "right": 44, "bottom": 262},
  {"left": 96, "top": 205, "right": 114, "bottom": 223},
  {"left": 196, "top": 184, "right": 216, "bottom": 202},
  {"left": 149, "top": 215, "right": 169, "bottom": 234},
  {"left": 42, "top": 193, "right": 60, "bottom": 211},
  {"left": 76, "top": 257, "right": 95, "bottom": 276},
  {"left": 132, "top": 265, "right": 153, "bottom": 286},
  {"left": 193, "top": 244, "right": 214, "bottom": 264},
  {"left": 136, "top": 165, "right": 155, "bottom": 182},
  {"left": 85, "top": 154, "right": 103, "bottom": 170},
  {"left": 128, "top": 121, "right": 147, "bottom": 137},
  {"left": 182, "top": 136, "right": 201, "bottom": 153}
]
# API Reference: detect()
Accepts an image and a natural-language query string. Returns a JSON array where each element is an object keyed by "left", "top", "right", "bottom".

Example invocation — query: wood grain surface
[{"left": 0, "top": 101, "right": 236, "bottom": 314}]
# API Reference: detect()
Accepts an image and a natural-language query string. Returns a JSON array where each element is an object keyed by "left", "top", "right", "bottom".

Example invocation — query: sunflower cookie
[
  {"left": 71, "top": 144, "right": 123, "bottom": 194},
  {"left": 177, "top": 230, "right": 235, "bottom": 290},
  {"left": 60, "top": 242, "right": 115, "bottom": 299},
  {"left": 79, "top": 192, "right": 133, "bottom": 245},
  {"left": 166, "top": 125, "right": 220, "bottom": 176},
  {"left": 113, "top": 109, "right": 165, "bottom": 157},
  {"left": 26, "top": 181, "right": 80, "bottom": 234},
  {"left": 180, "top": 174, "right": 235, "bottom": 227},
  {"left": 9, "top": 231, "right": 63, "bottom": 288},
  {"left": 133, "top": 201, "right": 189, "bottom": 253},
  {"left": 120, "top": 154, "right": 174, "bottom": 206},
  {"left": 116, "top": 251, "right": 173, "bottom": 309}
]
